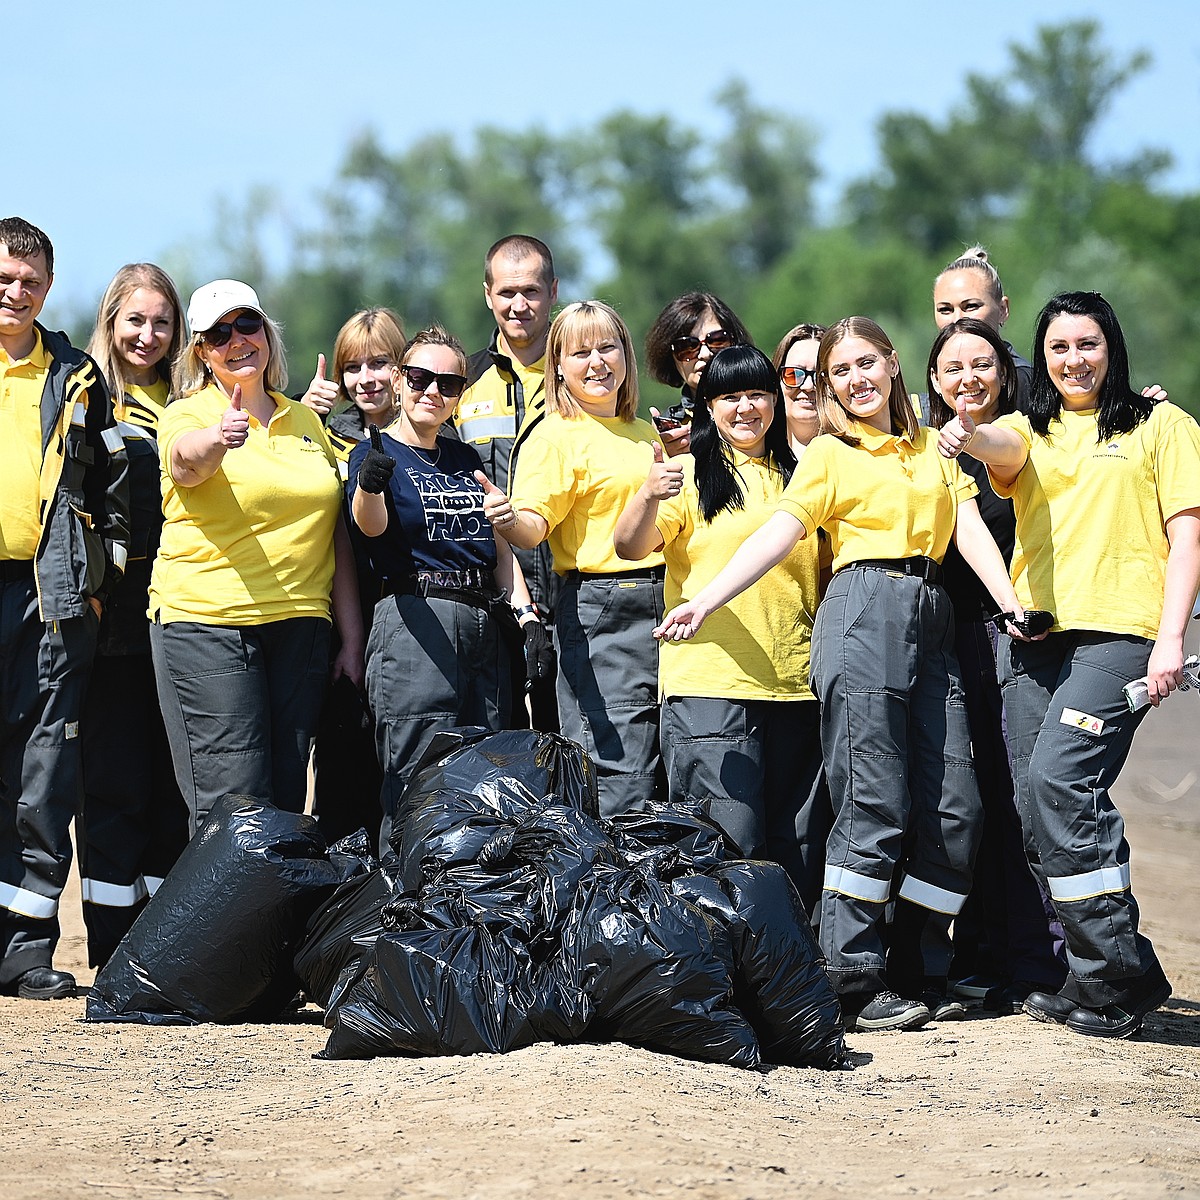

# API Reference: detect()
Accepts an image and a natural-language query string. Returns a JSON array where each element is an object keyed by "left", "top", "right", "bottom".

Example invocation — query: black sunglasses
[
  {"left": 670, "top": 330, "right": 736, "bottom": 362},
  {"left": 780, "top": 365, "right": 818, "bottom": 388},
  {"left": 201, "top": 312, "right": 265, "bottom": 348},
  {"left": 400, "top": 364, "right": 468, "bottom": 400}
]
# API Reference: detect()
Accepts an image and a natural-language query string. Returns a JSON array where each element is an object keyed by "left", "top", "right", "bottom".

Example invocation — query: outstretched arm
[
  {"left": 654, "top": 510, "right": 806, "bottom": 641},
  {"left": 952, "top": 498, "right": 1027, "bottom": 635}
]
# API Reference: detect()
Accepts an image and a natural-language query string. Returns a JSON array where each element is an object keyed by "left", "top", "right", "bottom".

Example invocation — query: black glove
[
  {"left": 523, "top": 619, "right": 556, "bottom": 685},
  {"left": 357, "top": 424, "right": 396, "bottom": 494}
]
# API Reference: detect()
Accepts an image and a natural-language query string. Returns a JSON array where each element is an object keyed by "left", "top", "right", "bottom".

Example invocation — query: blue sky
[{"left": 10, "top": 0, "right": 1199, "bottom": 325}]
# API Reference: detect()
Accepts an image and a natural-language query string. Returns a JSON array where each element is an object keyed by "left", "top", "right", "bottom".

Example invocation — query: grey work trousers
[
  {"left": 367, "top": 592, "right": 509, "bottom": 849},
  {"left": 555, "top": 572, "right": 665, "bottom": 818},
  {"left": 661, "top": 694, "right": 830, "bottom": 919},
  {"left": 151, "top": 616, "right": 330, "bottom": 836},
  {"left": 998, "top": 631, "right": 1167, "bottom": 1009},
  {"left": 810, "top": 565, "right": 981, "bottom": 998},
  {"left": 0, "top": 574, "right": 98, "bottom": 984}
]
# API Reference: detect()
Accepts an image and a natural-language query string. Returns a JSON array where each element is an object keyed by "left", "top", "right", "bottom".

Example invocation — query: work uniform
[
  {"left": 456, "top": 335, "right": 558, "bottom": 730},
  {"left": 149, "top": 386, "right": 342, "bottom": 834},
  {"left": 941, "top": 452, "right": 1065, "bottom": 997},
  {"left": 308, "top": 402, "right": 384, "bottom": 845},
  {"left": 511, "top": 411, "right": 665, "bottom": 817},
  {"left": 656, "top": 452, "right": 830, "bottom": 913},
  {"left": 348, "top": 431, "right": 511, "bottom": 848},
  {"left": 993, "top": 403, "right": 1200, "bottom": 1009},
  {"left": 779, "top": 421, "right": 982, "bottom": 1000},
  {"left": 79, "top": 380, "right": 188, "bottom": 966},
  {"left": 0, "top": 325, "right": 128, "bottom": 986}
]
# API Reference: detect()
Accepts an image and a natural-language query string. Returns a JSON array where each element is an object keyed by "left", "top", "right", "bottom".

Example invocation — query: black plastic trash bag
[
  {"left": 320, "top": 925, "right": 543, "bottom": 1059},
  {"left": 674, "top": 862, "right": 845, "bottom": 1068},
  {"left": 558, "top": 865, "right": 761, "bottom": 1068},
  {"left": 294, "top": 866, "right": 395, "bottom": 1011},
  {"left": 607, "top": 804, "right": 731, "bottom": 880},
  {"left": 87, "top": 796, "right": 349, "bottom": 1024},
  {"left": 395, "top": 728, "right": 599, "bottom": 856}
]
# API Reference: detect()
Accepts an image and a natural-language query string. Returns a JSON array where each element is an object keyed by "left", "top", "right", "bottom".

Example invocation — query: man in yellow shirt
[
  {"left": 0, "top": 217, "right": 128, "bottom": 1000},
  {"left": 455, "top": 235, "right": 560, "bottom": 731}
]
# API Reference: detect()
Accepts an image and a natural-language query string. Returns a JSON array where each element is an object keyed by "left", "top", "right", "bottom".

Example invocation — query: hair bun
[{"left": 964, "top": 245, "right": 989, "bottom": 263}]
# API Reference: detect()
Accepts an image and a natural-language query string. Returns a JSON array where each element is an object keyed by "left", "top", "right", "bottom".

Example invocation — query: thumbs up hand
[
  {"left": 475, "top": 470, "right": 517, "bottom": 533},
  {"left": 644, "top": 440, "right": 685, "bottom": 500},
  {"left": 300, "top": 353, "right": 339, "bottom": 416},
  {"left": 937, "top": 395, "right": 977, "bottom": 459},
  {"left": 356, "top": 423, "right": 396, "bottom": 494},
  {"left": 219, "top": 384, "right": 250, "bottom": 448}
]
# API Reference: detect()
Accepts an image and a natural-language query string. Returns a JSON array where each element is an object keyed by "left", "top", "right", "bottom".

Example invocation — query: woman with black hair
[
  {"left": 643, "top": 292, "right": 752, "bottom": 456},
  {"left": 614, "top": 345, "right": 828, "bottom": 910},
  {"left": 939, "top": 291, "right": 1200, "bottom": 1038},
  {"left": 927, "top": 319, "right": 1067, "bottom": 1014}
]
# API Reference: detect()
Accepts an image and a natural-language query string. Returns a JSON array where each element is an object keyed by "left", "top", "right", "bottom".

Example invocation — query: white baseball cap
[{"left": 187, "top": 279, "right": 266, "bottom": 335}]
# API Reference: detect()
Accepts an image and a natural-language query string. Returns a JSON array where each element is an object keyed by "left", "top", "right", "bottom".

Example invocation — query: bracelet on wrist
[{"left": 513, "top": 604, "right": 540, "bottom": 621}]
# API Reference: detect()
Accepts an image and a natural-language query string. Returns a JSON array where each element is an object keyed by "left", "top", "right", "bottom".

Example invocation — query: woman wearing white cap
[{"left": 148, "top": 280, "right": 364, "bottom": 834}]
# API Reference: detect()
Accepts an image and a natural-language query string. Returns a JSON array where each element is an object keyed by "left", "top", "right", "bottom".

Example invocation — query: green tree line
[{"left": 161, "top": 20, "right": 1200, "bottom": 414}]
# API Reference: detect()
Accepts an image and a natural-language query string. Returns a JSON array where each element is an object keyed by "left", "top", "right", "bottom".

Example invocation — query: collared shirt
[
  {"left": 993, "top": 404, "right": 1200, "bottom": 639},
  {"left": 150, "top": 385, "right": 342, "bottom": 626},
  {"left": 0, "top": 330, "right": 48, "bottom": 559},
  {"left": 656, "top": 451, "right": 820, "bottom": 700},
  {"left": 778, "top": 423, "right": 978, "bottom": 571}
]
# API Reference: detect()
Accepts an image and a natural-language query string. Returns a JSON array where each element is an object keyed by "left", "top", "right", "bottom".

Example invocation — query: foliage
[{"left": 159, "top": 20, "right": 1197, "bottom": 416}]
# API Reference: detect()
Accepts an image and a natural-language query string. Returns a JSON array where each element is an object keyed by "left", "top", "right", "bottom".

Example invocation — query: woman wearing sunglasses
[
  {"left": 149, "top": 280, "right": 364, "bottom": 835},
  {"left": 348, "top": 326, "right": 534, "bottom": 847},
  {"left": 481, "top": 301, "right": 665, "bottom": 817},
  {"left": 938, "top": 291, "right": 1200, "bottom": 1039},
  {"left": 614, "top": 345, "right": 829, "bottom": 915},
  {"left": 772, "top": 323, "right": 827, "bottom": 457},
  {"left": 644, "top": 292, "right": 752, "bottom": 456}
]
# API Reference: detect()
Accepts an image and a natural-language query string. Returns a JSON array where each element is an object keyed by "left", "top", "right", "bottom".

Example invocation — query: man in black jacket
[{"left": 0, "top": 217, "right": 129, "bottom": 998}]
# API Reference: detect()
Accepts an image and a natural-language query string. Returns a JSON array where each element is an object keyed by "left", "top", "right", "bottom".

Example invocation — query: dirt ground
[{"left": 4, "top": 702, "right": 1199, "bottom": 1200}]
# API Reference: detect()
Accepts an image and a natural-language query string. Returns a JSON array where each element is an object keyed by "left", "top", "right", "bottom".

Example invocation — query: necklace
[{"left": 397, "top": 437, "right": 441, "bottom": 469}]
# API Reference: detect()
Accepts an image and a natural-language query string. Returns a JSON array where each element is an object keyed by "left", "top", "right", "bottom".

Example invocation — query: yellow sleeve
[
  {"left": 776, "top": 438, "right": 835, "bottom": 536},
  {"left": 1153, "top": 404, "right": 1200, "bottom": 522},
  {"left": 509, "top": 423, "right": 577, "bottom": 532},
  {"left": 988, "top": 412, "right": 1034, "bottom": 499}
]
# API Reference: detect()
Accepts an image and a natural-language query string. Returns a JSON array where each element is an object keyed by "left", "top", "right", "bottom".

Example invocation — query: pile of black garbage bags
[{"left": 87, "top": 729, "right": 846, "bottom": 1070}]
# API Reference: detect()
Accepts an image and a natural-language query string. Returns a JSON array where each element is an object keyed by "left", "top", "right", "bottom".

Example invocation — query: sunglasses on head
[
  {"left": 400, "top": 364, "right": 468, "bottom": 399},
  {"left": 670, "top": 330, "right": 736, "bottom": 362},
  {"left": 780, "top": 365, "right": 819, "bottom": 388},
  {"left": 201, "top": 312, "right": 265, "bottom": 348}
]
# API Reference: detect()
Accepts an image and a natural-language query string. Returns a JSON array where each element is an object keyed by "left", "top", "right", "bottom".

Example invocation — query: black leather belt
[
  {"left": 0, "top": 559, "right": 35, "bottom": 582},
  {"left": 570, "top": 565, "right": 666, "bottom": 582},
  {"left": 845, "top": 557, "right": 943, "bottom": 585}
]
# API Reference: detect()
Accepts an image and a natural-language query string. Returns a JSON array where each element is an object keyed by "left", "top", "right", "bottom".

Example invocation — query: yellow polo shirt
[
  {"left": 656, "top": 453, "right": 820, "bottom": 700},
  {"left": 510, "top": 411, "right": 665, "bottom": 575},
  {"left": 778, "top": 423, "right": 977, "bottom": 570},
  {"left": 150, "top": 385, "right": 342, "bottom": 626},
  {"left": 0, "top": 331, "right": 48, "bottom": 560},
  {"left": 992, "top": 404, "right": 1200, "bottom": 639}
]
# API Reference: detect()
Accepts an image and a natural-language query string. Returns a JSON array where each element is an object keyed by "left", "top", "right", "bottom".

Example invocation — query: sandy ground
[{"left": 4, "top": 702, "right": 1199, "bottom": 1199}]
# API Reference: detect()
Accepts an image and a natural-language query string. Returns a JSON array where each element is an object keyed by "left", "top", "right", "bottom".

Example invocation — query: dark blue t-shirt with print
[{"left": 347, "top": 430, "right": 497, "bottom": 581}]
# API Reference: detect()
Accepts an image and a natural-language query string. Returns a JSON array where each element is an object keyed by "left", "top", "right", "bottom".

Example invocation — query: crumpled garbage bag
[
  {"left": 86, "top": 796, "right": 360, "bottom": 1024},
  {"left": 674, "top": 862, "right": 845, "bottom": 1068},
  {"left": 556, "top": 864, "right": 761, "bottom": 1068}
]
